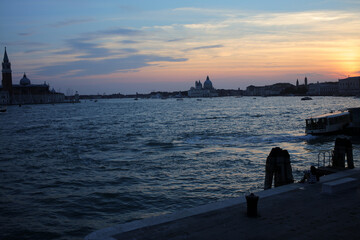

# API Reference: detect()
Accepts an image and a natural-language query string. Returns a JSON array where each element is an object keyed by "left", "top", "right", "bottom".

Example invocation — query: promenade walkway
[{"left": 86, "top": 168, "right": 360, "bottom": 240}]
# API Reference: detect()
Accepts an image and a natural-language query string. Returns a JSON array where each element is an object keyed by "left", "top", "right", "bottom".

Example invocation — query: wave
[
  {"left": 145, "top": 140, "right": 174, "bottom": 148},
  {"left": 183, "top": 133, "right": 314, "bottom": 147},
  {"left": 15, "top": 124, "right": 51, "bottom": 133},
  {"left": 94, "top": 192, "right": 122, "bottom": 199},
  {"left": 259, "top": 134, "right": 317, "bottom": 144},
  {"left": 205, "top": 116, "right": 232, "bottom": 120}
]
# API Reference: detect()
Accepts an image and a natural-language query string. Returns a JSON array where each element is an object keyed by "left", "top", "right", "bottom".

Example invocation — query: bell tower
[{"left": 2, "top": 47, "right": 13, "bottom": 97}]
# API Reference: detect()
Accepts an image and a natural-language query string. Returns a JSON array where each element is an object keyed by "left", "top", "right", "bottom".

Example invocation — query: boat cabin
[{"left": 305, "top": 111, "right": 351, "bottom": 135}]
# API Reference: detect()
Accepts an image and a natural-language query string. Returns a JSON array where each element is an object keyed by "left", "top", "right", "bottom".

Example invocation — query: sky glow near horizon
[{"left": 1, "top": 0, "right": 359, "bottom": 94}]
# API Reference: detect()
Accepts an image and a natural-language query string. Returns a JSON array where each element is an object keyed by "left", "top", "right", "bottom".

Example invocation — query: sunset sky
[{"left": 1, "top": 0, "right": 359, "bottom": 94}]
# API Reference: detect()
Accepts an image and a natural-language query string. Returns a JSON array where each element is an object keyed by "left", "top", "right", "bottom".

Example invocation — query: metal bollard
[{"left": 245, "top": 193, "right": 259, "bottom": 217}]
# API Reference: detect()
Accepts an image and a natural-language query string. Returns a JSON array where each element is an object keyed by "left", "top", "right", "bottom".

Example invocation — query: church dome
[
  {"left": 204, "top": 76, "right": 213, "bottom": 89},
  {"left": 20, "top": 73, "right": 31, "bottom": 86}
]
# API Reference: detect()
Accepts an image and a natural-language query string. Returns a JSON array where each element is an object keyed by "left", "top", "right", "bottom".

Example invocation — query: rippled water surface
[{"left": 1, "top": 96, "right": 359, "bottom": 239}]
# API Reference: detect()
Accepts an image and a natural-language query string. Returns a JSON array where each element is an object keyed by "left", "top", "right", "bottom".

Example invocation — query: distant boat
[
  {"left": 174, "top": 92, "right": 184, "bottom": 99},
  {"left": 301, "top": 97, "right": 312, "bottom": 100},
  {"left": 0, "top": 106, "right": 7, "bottom": 112}
]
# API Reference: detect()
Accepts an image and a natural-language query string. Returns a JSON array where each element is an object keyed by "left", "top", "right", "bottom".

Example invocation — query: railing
[{"left": 317, "top": 150, "right": 333, "bottom": 168}]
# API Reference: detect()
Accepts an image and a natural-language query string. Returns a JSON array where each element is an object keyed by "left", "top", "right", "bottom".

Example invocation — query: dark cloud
[
  {"left": 24, "top": 49, "right": 44, "bottom": 54},
  {"left": 18, "top": 32, "right": 33, "bottom": 36},
  {"left": 50, "top": 18, "right": 94, "bottom": 28},
  {"left": 40, "top": 27, "right": 184, "bottom": 78},
  {"left": 54, "top": 38, "right": 112, "bottom": 58},
  {"left": 186, "top": 44, "right": 224, "bottom": 51},
  {"left": 120, "top": 48, "right": 139, "bottom": 53},
  {"left": 87, "top": 28, "right": 143, "bottom": 38},
  {"left": 3, "top": 41, "right": 48, "bottom": 47},
  {"left": 94, "top": 28, "right": 142, "bottom": 36},
  {"left": 36, "top": 54, "right": 187, "bottom": 77},
  {"left": 53, "top": 27, "right": 143, "bottom": 59},
  {"left": 56, "top": 38, "right": 140, "bottom": 59},
  {"left": 120, "top": 40, "right": 138, "bottom": 44},
  {"left": 167, "top": 38, "right": 185, "bottom": 42}
]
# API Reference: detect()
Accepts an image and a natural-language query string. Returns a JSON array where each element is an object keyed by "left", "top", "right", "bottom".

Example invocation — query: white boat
[{"left": 305, "top": 110, "right": 351, "bottom": 135}]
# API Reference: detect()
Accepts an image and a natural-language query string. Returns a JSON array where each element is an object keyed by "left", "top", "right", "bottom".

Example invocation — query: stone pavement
[{"left": 85, "top": 168, "right": 360, "bottom": 240}]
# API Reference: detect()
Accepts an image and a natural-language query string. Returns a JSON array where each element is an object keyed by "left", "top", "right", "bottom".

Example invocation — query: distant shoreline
[{"left": 78, "top": 93, "right": 357, "bottom": 100}]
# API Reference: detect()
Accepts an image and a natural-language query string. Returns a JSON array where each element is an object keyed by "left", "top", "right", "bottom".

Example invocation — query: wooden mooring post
[
  {"left": 332, "top": 138, "right": 354, "bottom": 169},
  {"left": 264, "top": 147, "right": 294, "bottom": 190}
]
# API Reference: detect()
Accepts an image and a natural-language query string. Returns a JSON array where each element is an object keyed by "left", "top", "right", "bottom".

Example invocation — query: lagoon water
[{"left": 1, "top": 96, "right": 359, "bottom": 240}]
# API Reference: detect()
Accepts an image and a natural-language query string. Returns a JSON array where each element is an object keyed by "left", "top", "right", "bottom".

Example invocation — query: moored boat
[{"left": 305, "top": 110, "right": 350, "bottom": 135}]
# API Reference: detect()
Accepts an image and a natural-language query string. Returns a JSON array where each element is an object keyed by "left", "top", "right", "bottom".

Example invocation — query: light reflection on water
[{"left": 0, "top": 96, "right": 359, "bottom": 240}]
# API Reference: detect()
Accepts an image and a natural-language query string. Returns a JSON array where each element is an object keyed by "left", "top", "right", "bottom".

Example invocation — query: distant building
[
  {"left": 0, "top": 48, "right": 65, "bottom": 104},
  {"left": 338, "top": 76, "right": 360, "bottom": 96},
  {"left": 1, "top": 48, "right": 12, "bottom": 97},
  {"left": 245, "top": 85, "right": 265, "bottom": 96},
  {"left": 0, "top": 90, "right": 9, "bottom": 105},
  {"left": 188, "top": 76, "right": 218, "bottom": 97},
  {"left": 245, "top": 83, "right": 293, "bottom": 96},
  {"left": 307, "top": 82, "right": 339, "bottom": 96}
]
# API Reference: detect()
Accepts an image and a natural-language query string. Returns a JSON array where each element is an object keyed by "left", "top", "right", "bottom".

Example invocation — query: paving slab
[{"left": 86, "top": 168, "right": 360, "bottom": 240}]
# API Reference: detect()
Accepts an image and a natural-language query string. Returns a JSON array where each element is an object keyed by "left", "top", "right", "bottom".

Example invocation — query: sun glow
[{"left": 337, "top": 48, "right": 360, "bottom": 75}]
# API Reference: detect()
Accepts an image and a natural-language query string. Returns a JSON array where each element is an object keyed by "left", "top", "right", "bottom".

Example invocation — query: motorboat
[
  {"left": 301, "top": 97, "right": 312, "bottom": 100},
  {"left": 305, "top": 110, "right": 350, "bottom": 135}
]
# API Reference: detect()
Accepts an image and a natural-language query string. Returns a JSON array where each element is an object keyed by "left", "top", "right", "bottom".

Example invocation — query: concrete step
[{"left": 321, "top": 177, "right": 358, "bottom": 194}]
